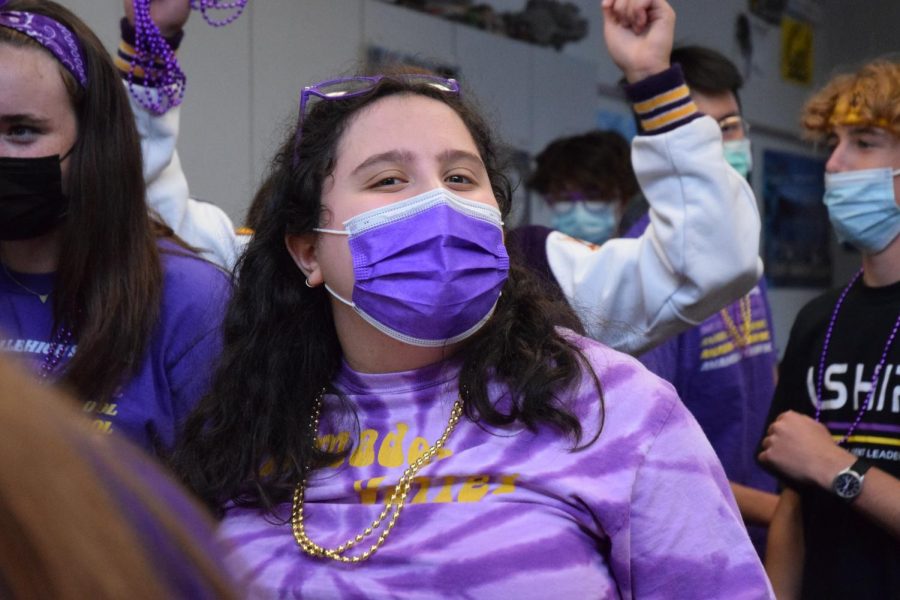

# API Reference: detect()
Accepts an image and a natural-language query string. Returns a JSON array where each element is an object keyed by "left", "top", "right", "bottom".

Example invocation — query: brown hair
[
  {"left": 0, "top": 356, "right": 238, "bottom": 598},
  {"left": 1, "top": 0, "right": 164, "bottom": 404},
  {"left": 802, "top": 59, "right": 900, "bottom": 140},
  {"left": 529, "top": 129, "right": 639, "bottom": 203}
]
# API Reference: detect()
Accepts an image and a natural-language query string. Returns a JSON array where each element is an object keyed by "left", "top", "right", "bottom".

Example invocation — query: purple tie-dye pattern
[
  {"left": 219, "top": 332, "right": 773, "bottom": 599},
  {"left": 0, "top": 11, "right": 87, "bottom": 87}
]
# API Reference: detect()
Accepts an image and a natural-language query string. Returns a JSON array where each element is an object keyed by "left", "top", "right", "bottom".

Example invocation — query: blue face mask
[
  {"left": 550, "top": 200, "right": 618, "bottom": 245},
  {"left": 824, "top": 167, "right": 900, "bottom": 253},
  {"left": 723, "top": 138, "right": 753, "bottom": 179}
]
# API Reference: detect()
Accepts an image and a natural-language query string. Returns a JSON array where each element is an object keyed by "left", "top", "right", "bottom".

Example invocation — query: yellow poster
[{"left": 781, "top": 15, "right": 813, "bottom": 85}]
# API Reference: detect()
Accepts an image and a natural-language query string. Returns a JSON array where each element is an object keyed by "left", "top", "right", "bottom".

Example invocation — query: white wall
[{"left": 56, "top": 0, "right": 900, "bottom": 354}]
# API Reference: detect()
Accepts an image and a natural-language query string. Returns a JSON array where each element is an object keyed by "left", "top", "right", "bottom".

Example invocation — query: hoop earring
[{"left": 305, "top": 278, "right": 314, "bottom": 288}]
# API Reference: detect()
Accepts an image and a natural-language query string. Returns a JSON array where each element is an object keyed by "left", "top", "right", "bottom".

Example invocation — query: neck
[
  {"left": 0, "top": 229, "right": 62, "bottom": 273},
  {"left": 862, "top": 234, "right": 900, "bottom": 287},
  {"left": 332, "top": 303, "right": 462, "bottom": 374}
]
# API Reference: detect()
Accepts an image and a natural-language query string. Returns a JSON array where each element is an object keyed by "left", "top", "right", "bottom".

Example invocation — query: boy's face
[
  {"left": 826, "top": 125, "right": 900, "bottom": 204},
  {"left": 691, "top": 90, "right": 746, "bottom": 141}
]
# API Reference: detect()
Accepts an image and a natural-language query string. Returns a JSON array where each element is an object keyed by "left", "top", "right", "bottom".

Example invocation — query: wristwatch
[{"left": 831, "top": 458, "right": 872, "bottom": 502}]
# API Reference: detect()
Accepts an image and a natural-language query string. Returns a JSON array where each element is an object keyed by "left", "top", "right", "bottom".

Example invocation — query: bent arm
[
  {"left": 765, "top": 489, "right": 803, "bottom": 600},
  {"left": 129, "top": 84, "right": 239, "bottom": 270},
  {"left": 759, "top": 410, "right": 900, "bottom": 539},
  {"left": 851, "top": 468, "right": 900, "bottom": 538},
  {"left": 731, "top": 481, "right": 778, "bottom": 526},
  {"left": 118, "top": 17, "right": 240, "bottom": 270},
  {"left": 547, "top": 68, "right": 761, "bottom": 354}
]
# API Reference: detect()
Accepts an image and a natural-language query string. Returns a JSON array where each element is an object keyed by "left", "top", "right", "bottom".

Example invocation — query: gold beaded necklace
[
  {"left": 719, "top": 294, "right": 753, "bottom": 350},
  {"left": 291, "top": 392, "right": 464, "bottom": 563}
]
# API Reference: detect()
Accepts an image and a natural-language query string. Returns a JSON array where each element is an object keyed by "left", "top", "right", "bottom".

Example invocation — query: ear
[{"left": 285, "top": 233, "right": 324, "bottom": 286}]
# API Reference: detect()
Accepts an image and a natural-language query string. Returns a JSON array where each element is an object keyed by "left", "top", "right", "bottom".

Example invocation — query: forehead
[
  {"left": 0, "top": 43, "right": 71, "bottom": 114},
  {"left": 335, "top": 94, "right": 480, "bottom": 165},
  {"left": 689, "top": 89, "right": 740, "bottom": 121},
  {"left": 832, "top": 124, "right": 897, "bottom": 140}
]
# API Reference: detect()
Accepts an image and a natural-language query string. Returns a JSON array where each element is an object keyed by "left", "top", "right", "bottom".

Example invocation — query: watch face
[{"left": 834, "top": 472, "right": 862, "bottom": 499}]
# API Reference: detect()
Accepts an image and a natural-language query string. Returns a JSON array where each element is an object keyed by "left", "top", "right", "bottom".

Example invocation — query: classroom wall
[{"left": 58, "top": 0, "right": 900, "bottom": 355}]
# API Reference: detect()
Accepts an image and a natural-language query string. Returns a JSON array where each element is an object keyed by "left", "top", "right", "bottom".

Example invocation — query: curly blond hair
[{"left": 802, "top": 60, "right": 900, "bottom": 140}]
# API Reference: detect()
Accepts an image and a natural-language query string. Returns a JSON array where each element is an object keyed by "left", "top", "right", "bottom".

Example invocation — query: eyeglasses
[
  {"left": 546, "top": 192, "right": 618, "bottom": 214},
  {"left": 292, "top": 74, "right": 460, "bottom": 166},
  {"left": 717, "top": 115, "right": 750, "bottom": 141}
]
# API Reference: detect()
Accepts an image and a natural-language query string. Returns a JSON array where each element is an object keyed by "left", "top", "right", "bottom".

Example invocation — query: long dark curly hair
[{"left": 173, "top": 75, "right": 604, "bottom": 515}]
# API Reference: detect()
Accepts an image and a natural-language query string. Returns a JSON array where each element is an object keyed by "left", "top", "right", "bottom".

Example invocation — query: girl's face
[
  {"left": 0, "top": 43, "right": 77, "bottom": 181},
  {"left": 311, "top": 93, "right": 497, "bottom": 300}
]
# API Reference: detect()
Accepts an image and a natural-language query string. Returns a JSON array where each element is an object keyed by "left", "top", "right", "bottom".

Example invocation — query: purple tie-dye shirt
[{"left": 219, "top": 334, "right": 773, "bottom": 599}]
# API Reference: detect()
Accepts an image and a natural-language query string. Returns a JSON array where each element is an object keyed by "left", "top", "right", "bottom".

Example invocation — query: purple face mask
[{"left": 315, "top": 188, "right": 509, "bottom": 347}]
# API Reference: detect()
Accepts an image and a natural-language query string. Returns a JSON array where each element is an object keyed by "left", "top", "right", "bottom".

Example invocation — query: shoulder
[
  {"left": 158, "top": 240, "right": 232, "bottom": 316},
  {"left": 790, "top": 287, "right": 842, "bottom": 339},
  {"left": 561, "top": 329, "right": 681, "bottom": 436},
  {"left": 565, "top": 328, "right": 669, "bottom": 382},
  {"left": 160, "top": 240, "right": 231, "bottom": 288},
  {"left": 775, "top": 287, "right": 842, "bottom": 375}
]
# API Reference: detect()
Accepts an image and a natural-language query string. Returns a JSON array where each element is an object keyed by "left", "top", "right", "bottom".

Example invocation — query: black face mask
[{"left": 0, "top": 154, "right": 69, "bottom": 241}]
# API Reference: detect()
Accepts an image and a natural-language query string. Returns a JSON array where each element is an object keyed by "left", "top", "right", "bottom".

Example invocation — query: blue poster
[
  {"left": 595, "top": 109, "right": 637, "bottom": 143},
  {"left": 762, "top": 149, "right": 831, "bottom": 287}
]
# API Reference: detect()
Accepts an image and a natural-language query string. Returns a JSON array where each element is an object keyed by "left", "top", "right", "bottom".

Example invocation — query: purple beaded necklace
[
  {"left": 190, "top": 0, "right": 248, "bottom": 27},
  {"left": 126, "top": 0, "right": 249, "bottom": 115},
  {"left": 814, "top": 269, "right": 900, "bottom": 445},
  {"left": 40, "top": 325, "right": 74, "bottom": 380}
]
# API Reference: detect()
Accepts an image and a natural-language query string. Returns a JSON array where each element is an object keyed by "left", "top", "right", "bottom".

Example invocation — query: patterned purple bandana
[{"left": 0, "top": 10, "right": 87, "bottom": 88}]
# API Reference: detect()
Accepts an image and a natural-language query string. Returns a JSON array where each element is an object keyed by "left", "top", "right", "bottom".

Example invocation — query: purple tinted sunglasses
[{"left": 292, "top": 74, "right": 460, "bottom": 167}]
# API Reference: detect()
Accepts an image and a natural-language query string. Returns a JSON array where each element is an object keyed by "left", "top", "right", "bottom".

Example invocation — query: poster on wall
[
  {"left": 780, "top": 14, "right": 813, "bottom": 85},
  {"left": 762, "top": 149, "right": 830, "bottom": 287},
  {"left": 748, "top": 0, "right": 787, "bottom": 25},
  {"left": 595, "top": 108, "right": 637, "bottom": 143}
]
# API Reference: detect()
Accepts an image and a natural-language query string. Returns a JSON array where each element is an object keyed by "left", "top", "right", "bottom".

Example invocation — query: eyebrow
[
  {"left": 350, "top": 148, "right": 485, "bottom": 176},
  {"left": 437, "top": 149, "right": 485, "bottom": 169},
  {"left": 716, "top": 111, "right": 741, "bottom": 122},
  {"left": 0, "top": 114, "right": 51, "bottom": 125},
  {"left": 848, "top": 126, "right": 888, "bottom": 137},
  {"left": 350, "top": 150, "right": 416, "bottom": 177}
]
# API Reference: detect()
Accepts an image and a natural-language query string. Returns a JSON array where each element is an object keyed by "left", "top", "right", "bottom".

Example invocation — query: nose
[{"left": 825, "top": 142, "right": 846, "bottom": 174}]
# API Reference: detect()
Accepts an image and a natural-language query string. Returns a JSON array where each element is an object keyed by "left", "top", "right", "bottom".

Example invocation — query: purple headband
[{"left": 0, "top": 10, "right": 88, "bottom": 88}]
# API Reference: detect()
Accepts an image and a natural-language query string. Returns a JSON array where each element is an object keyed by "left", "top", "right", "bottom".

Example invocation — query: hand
[
  {"left": 601, "top": 0, "right": 674, "bottom": 83},
  {"left": 758, "top": 410, "right": 856, "bottom": 489},
  {"left": 124, "top": 0, "right": 192, "bottom": 38}
]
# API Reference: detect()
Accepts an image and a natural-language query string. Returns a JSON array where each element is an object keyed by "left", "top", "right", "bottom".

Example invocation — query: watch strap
[{"left": 849, "top": 457, "right": 872, "bottom": 477}]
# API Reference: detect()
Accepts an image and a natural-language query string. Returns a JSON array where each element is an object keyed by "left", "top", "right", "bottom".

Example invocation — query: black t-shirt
[{"left": 763, "top": 276, "right": 900, "bottom": 599}]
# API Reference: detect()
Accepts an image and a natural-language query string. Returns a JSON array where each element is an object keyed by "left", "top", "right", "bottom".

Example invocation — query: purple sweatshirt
[
  {"left": 219, "top": 333, "right": 772, "bottom": 599},
  {"left": 0, "top": 242, "right": 230, "bottom": 453}
]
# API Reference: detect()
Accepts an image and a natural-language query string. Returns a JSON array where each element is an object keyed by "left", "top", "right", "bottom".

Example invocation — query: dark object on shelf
[
  {"left": 749, "top": 0, "right": 787, "bottom": 25},
  {"left": 394, "top": 1, "right": 505, "bottom": 33},
  {"left": 503, "top": 0, "right": 588, "bottom": 50},
  {"left": 386, "top": 0, "right": 587, "bottom": 49},
  {"left": 454, "top": 4, "right": 506, "bottom": 33}
]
